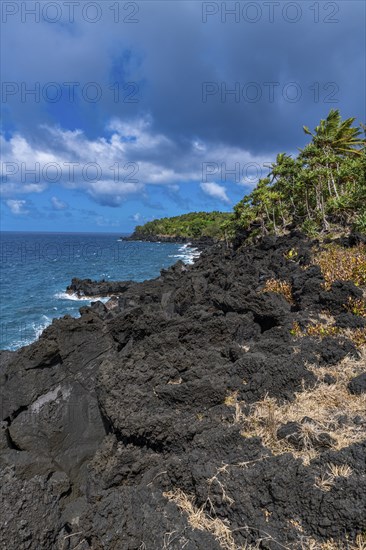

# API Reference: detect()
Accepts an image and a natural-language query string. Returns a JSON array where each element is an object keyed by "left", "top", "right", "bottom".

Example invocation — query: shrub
[
  {"left": 261, "top": 278, "right": 294, "bottom": 304},
  {"left": 346, "top": 297, "right": 366, "bottom": 317},
  {"left": 313, "top": 244, "right": 366, "bottom": 289},
  {"left": 290, "top": 321, "right": 366, "bottom": 350},
  {"left": 353, "top": 210, "right": 366, "bottom": 233},
  {"left": 301, "top": 219, "right": 320, "bottom": 238},
  {"left": 284, "top": 248, "right": 299, "bottom": 261}
]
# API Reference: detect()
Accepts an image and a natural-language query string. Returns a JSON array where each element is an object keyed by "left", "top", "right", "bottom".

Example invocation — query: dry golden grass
[
  {"left": 300, "top": 534, "right": 366, "bottom": 550},
  {"left": 290, "top": 321, "right": 366, "bottom": 350},
  {"left": 232, "top": 349, "right": 366, "bottom": 464},
  {"left": 261, "top": 278, "right": 294, "bottom": 304},
  {"left": 313, "top": 244, "right": 366, "bottom": 289},
  {"left": 346, "top": 328, "right": 366, "bottom": 348},
  {"left": 225, "top": 391, "right": 239, "bottom": 407},
  {"left": 208, "top": 464, "right": 235, "bottom": 507},
  {"left": 164, "top": 487, "right": 366, "bottom": 550},
  {"left": 315, "top": 463, "right": 353, "bottom": 492},
  {"left": 163, "top": 489, "right": 238, "bottom": 550}
]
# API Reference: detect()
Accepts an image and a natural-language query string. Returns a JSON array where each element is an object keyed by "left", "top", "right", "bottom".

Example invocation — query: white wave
[
  {"left": 54, "top": 291, "right": 92, "bottom": 301},
  {"left": 34, "top": 315, "right": 52, "bottom": 339},
  {"left": 175, "top": 244, "right": 201, "bottom": 265},
  {"left": 6, "top": 315, "right": 53, "bottom": 350},
  {"left": 55, "top": 291, "right": 109, "bottom": 303}
]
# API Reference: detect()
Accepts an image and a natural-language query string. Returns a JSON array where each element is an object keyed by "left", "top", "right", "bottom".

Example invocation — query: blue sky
[{"left": 1, "top": 0, "right": 365, "bottom": 232}]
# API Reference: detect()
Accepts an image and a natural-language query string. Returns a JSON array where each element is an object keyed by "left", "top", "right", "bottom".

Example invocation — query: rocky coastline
[
  {"left": 122, "top": 232, "right": 218, "bottom": 248},
  {"left": 66, "top": 277, "right": 134, "bottom": 298},
  {"left": 1, "top": 231, "right": 365, "bottom": 549}
]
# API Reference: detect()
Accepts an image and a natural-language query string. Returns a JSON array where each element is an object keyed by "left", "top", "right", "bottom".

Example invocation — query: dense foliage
[
  {"left": 134, "top": 211, "right": 231, "bottom": 239},
  {"left": 231, "top": 110, "right": 366, "bottom": 238},
  {"left": 133, "top": 110, "right": 365, "bottom": 242}
]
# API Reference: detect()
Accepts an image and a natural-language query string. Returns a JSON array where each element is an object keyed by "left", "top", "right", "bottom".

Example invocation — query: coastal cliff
[{"left": 1, "top": 231, "right": 365, "bottom": 549}]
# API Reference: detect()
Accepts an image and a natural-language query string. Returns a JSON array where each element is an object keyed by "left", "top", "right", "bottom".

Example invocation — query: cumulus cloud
[
  {"left": 6, "top": 199, "right": 29, "bottom": 215},
  {"left": 0, "top": 117, "right": 273, "bottom": 207},
  {"left": 51, "top": 196, "right": 68, "bottom": 210},
  {"left": 200, "top": 182, "right": 230, "bottom": 204}
]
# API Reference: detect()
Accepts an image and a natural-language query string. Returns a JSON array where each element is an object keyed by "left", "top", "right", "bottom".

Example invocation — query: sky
[{"left": 0, "top": 0, "right": 365, "bottom": 233}]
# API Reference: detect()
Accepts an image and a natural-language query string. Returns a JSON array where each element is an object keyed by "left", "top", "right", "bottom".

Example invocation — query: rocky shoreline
[
  {"left": 66, "top": 277, "right": 134, "bottom": 298},
  {"left": 122, "top": 232, "right": 218, "bottom": 248},
  {"left": 1, "top": 231, "right": 365, "bottom": 549}
]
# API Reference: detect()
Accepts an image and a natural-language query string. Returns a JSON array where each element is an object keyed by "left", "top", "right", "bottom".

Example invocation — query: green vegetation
[
  {"left": 133, "top": 110, "right": 365, "bottom": 242},
  {"left": 313, "top": 243, "right": 366, "bottom": 289},
  {"left": 290, "top": 321, "right": 366, "bottom": 350},
  {"left": 232, "top": 109, "right": 365, "bottom": 239},
  {"left": 134, "top": 211, "right": 231, "bottom": 239}
]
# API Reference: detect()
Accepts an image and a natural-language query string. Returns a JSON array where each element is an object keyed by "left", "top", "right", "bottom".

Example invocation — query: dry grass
[
  {"left": 163, "top": 489, "right": 238, "bottom": 550},
  {"left": 164, "top": 489, "right": 292, "bottom": 549},
  {"left": 261, "top": 278, "right": 294, "bottom": 304},
  {"left": 225, "top": 391, "right": 239, "bottom": 407},
  {"left": 313, "top": 244, "right": 366, "bottom": 289},
  {"left": 233, "top": 349, "right": 366, "bottom": 464},
  {"left": 290, "top": 321, "right": 366, "bottom": 350},
  {"left": 300, "top": 533, "right": 366, "bottom": 549},
  {"left": 167, "top": 377, "right": 182, "bottom": 385},
  {"left": 208, "top": 464, "right": 235, "bottom": 507},
  {"left": 315, "top": 463, "right": 353, "bottom": 492},
  {"left": 164, "top": 488, "right": 366, "bottom": 550},
  {"left": 290, "top": 321, "right": 340, "bottom": 339},
  {"left": 346, "top": 297, "right": 366, "bottom": 317}
]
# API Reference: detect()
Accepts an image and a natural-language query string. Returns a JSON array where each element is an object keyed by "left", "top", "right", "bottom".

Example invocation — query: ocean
[{"left": 0, "top": 232, "right": 200, "bottom": 351}]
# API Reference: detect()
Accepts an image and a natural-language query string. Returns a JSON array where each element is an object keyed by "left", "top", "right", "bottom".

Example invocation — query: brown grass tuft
[
  {"left": 225, "top": 391, "right": 239, "bottom": 407},
  {"left": 290, "top": 321, "right": 366, "bottom": 350},
  {"left": 313, "top": 244, "right": 366, "bottom": 289},
  {"left": 300, "top": 533, "right": 366, "bottom": 549},
  {"left": 315, "top": 463, "right": 353, "bottom": 492},
  {"left": 163, "top": 489, "right": 237, "bottom": 550},
  {"left": 234, "top": 349, "right": 366, "bottom": 464},
  {"left": 261, "top": 278, "right": 294, "bottom": 304},
  {"left": 164, "top": 486, "right": 366, "bottom": 550},
  {"left": 346, "top": 297, "right": 366, "bottom": 317}
]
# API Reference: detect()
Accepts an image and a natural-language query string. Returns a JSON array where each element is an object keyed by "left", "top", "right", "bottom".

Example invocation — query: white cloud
[
  {"left": 6, "top": 199, "right": 29, "bottom": 214},
  {"left": 51, "top": 196, "right": 68, "bottom": 210},
  {"left": 200, "top": 182, "right": 230, "bottom": 204},
  {"left": 0, "top": 117, "right": 275, "bottom": 207}
]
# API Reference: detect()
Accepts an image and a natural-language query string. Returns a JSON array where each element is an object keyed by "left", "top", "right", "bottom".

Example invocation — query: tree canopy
[
  {"left": 232, "top": 109, "right": 366, "bottom": 238},
  {"left": 132, "top": 110, "right": 365, "bottom": 242},
  {"left": 134, "top": 211, "right": 231, "bottom": 239}
]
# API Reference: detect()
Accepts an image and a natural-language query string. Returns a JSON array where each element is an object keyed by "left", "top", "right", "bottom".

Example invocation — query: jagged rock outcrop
[
  {"left": 67, "top": 277, "right": 133, "bottom": 298},
  {"left": 1, "top": 232, "right": 365, "bottom": 549},
  {"left": 122, "top": 233, "right": 216, "bottom": 248}
]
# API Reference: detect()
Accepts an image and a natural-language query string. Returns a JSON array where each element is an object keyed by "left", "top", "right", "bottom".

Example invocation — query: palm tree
[
  {"left": 303, "top": 109, "right": 365, "bottom": 157},
  {"left": 302, "top": 110, "right": 365, "bottom": 201}
]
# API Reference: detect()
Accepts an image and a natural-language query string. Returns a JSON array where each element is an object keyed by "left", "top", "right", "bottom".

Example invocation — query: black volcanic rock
[
  {"left": 66, "top": 277, "right": 133, "bottom": 297},
  {"left": 123, "top": 232, "right": 216, "bottom": 248},
  {"left": 348, "top": 373, "right": 366, "bottom": 395},
  {"left": 1, "top": 232, "right": 365, "bottom": 549}
]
